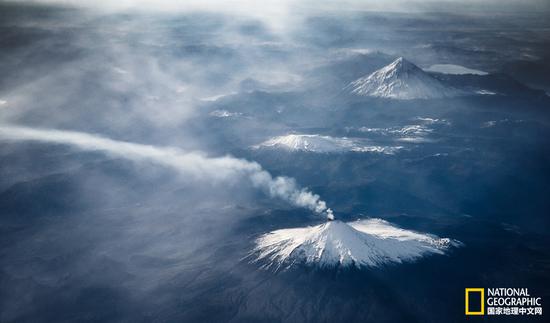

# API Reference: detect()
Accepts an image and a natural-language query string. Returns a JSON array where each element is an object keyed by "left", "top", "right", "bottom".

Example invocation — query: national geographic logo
[
  {"left": 465, "top": 288, "right": 485, "bottom": 315},
  {"left": 465, "top": 288, "right": 543, "bottom": 316}
]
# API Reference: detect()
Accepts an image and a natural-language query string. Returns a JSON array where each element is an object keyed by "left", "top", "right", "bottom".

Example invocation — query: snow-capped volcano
[
  {"left": 346, "top": 57, "right": 460, "bottom": 99},
  {"left": 253, "top": 219, "right": 460, "bottom": 270},
  {"left": 254, "top": 134, "right": 402, "bottom": 154},
  {"left": 258, "top": 134, "right": 353, "bottom": 152}
]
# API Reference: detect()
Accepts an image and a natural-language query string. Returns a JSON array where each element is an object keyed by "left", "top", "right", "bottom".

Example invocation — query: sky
[
  {"left": 7, "top": 0, "right": 546, "bottom": 37},
  {"left": 22, "top": 0, "right": 550, "bottom": 12}
]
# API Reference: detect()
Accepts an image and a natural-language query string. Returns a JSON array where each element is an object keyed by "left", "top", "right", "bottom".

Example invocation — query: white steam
[
  {"left": 249, "top": 172, "right": 334, "bottom": 219},
  {"left": 0, "top": 125, "right": 334, "bottom": 219}
]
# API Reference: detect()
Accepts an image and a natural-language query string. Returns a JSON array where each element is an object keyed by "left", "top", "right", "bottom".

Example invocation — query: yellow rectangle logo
[{"left": 465, "top": 288, "right": 485, "bottom": 315}]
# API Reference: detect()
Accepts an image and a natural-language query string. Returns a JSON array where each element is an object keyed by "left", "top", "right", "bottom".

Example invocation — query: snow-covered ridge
[
  {"left": 359, "top": 125, "right": 435, "bottom": 143},
  {"left": 254, "top": 134, "right": 402, "bottom": 154},
  {"left": 253, "top": 219, "right": 461, "bottom": 270},
  {"left": 346, "top": 57, "right": 461, "bottom": 99},
  {"left": 414, "top": 117, "right": 451, "bottom": 125},
  {"left": 351, "top": 117, "right": 450, "bottom": 143},
  {"left": 209, "top": 109, "right": 242, "bottom": 118},
  {"left": 359, "top": 124, "right": 433, "bottom": 137}
]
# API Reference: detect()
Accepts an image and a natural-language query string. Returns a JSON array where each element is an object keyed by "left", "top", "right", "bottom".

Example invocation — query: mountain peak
[
  {"left": 378, "top": 57, "right": 421, "bottom": 77},
  {"left": 253, "top": 134, "right": 403, "bottom": 154},
  {"left": 390, "top": 57, "right": 415, "bottom": 70},
  {"left": 393, "top": 56, "right": 406, "bottom": 65},
  {"left": 345, "top": 57, "right": 460, "bottom": 99}
]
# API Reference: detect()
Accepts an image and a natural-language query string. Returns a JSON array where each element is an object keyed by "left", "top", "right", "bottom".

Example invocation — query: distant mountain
[
  {"left": 253, "top": 134, "right": 402, "bottom": 154},
  {"left": 254, "top": 219, "right": 459, "bottom": 269},
  {"left": 345, "top": 57, "right": 461, "bottom": 100},
  {"left": 256, "top": 134, "right": 353, "bottom": 152}
]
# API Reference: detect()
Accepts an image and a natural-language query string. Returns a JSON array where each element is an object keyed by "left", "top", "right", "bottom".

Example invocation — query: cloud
[
  {"left": 0, "top": 124, "right": 334, "bottom": 218},
  {"left": 23, "top": 0, "right": 550, "bottom": 16},
  {"left": 24, "top": 0, "right": 298, "bottom": 32}
]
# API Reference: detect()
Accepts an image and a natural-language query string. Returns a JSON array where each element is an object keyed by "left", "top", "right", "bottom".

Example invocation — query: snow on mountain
[
  {"left": 254, "top": 134, "right": 402, "bottom": 154},
  {"left": 253, "top": 219, "right": 460, "bottom": 270},
  {"left": 209, "top": 109, "right": 242, "bottom": 118},
  {"left": 356, "top": 120, "right": 447, "bottom": 143},
  {"left": 413, "top": 117, "right": 451, "bottom": 125},
  {"left": 475, "top": 89, "right": 497, "bottom": 95},
  {"left": 346, "top": 57, "right": 461, "bottom": 99}
]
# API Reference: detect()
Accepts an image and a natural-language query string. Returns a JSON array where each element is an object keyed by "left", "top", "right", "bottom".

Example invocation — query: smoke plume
[{"left": 0, "top": 125, "right": 334, "bottom": 219}]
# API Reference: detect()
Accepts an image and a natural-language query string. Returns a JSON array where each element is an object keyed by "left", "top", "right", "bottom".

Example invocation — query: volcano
[
  {"left": 253, "top": 219, "right": 460, "bottom": 270},
  {"left": 345, "top": 57, "right": 461, "bottom": 99},
  {"left": 254, "top": 134, "right": 403, "bottom": 154}
]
